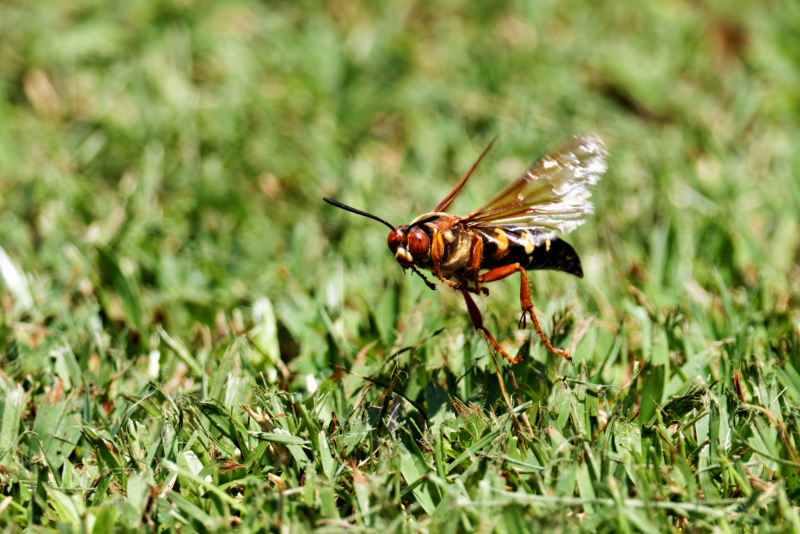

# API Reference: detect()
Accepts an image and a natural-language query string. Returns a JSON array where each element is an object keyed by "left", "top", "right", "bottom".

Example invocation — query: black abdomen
[{"left": 477, "top": 227, "right": 584, "bottom": 278}]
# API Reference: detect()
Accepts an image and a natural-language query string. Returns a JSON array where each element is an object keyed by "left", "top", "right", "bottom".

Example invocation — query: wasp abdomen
[{"left": 478, "top": 228, "right": 583, "bottom": 278}]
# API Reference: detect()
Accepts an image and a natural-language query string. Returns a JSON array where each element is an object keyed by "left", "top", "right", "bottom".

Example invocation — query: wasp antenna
[{"left": 323, "top": 198, "right": 396, "bottom": 231}]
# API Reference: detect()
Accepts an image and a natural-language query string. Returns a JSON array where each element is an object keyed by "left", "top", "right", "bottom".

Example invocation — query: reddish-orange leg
[
  {"left": 465, "top": 234, "right": 489, "bottom": 296},
  {"left": 463, "top": 288, "right": 526, "bottom": 437},
  {"left": 461, "top": 288, "right": 522, "bottom": 364},
  {"left": 478, "top": 263, "right": 572, "bottom": 361}
]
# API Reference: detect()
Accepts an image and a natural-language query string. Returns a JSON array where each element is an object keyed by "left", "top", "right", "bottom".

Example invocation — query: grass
[{"left": 1, "top": 0, "right": 800, "bottom": 531}]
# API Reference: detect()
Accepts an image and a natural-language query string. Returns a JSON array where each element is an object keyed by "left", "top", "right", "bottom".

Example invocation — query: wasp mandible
[{"left": 325, "top": 133, "right": 607, "bottom": 363}]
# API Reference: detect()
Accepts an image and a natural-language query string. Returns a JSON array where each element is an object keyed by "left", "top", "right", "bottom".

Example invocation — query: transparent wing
[{"left": 464, "top": 133, "right": 608, "bottom": 236}]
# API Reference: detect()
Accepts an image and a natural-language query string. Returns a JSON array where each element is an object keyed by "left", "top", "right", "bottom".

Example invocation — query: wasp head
[{"left": 387, "top": 226, "right": 430, "bottom": 267}]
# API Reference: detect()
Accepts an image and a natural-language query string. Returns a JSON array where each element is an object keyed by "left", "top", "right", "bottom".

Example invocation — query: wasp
[{"left": 324, "top": 133, "right": 607, "bottom": 363}]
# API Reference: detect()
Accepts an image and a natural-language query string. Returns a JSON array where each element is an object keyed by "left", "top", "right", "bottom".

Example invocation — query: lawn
[{"left": 1, "top": 0, "right": 800, "bottom": 532}]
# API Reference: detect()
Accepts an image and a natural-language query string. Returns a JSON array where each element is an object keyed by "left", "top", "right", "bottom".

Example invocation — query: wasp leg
[
  {"left": 431, "top": 228, "right": 463, "bottom": 291},
  {"left": 465, "top": 234, "right": 490, "bottom": 296},
  {"left": 478, "top": 263, "right": 571, "bottom": 361},
  {"left": 456, "top": 279, "right": 485, "bottom": 296},
  {"left": 468, "top": 282, "right": 488, "bottom": 296},
  {"left": 461, "top": 288, "right": 522, "bottom": 364},
  {"left": 462, "top": 288, "right": 526, "bottom": 437},
  {"left": 409, "top": 264, "right": 437, "bottom": 291},
  {"left": 456, "top": 278, "right": 483, "bottom": 295}
]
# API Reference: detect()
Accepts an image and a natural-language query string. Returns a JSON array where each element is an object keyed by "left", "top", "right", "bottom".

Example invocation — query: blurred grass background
[{"left": 1, "top": 0, "right": 800, "bottom": 531}]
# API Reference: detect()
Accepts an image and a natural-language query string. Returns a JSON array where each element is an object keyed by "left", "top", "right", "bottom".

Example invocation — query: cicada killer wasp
[{"left": 325, "top": 133, "right": 607, "bottom": 363}]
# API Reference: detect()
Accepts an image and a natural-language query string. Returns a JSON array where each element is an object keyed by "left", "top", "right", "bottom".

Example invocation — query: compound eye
[
  {"left": 387, "top": 229, "right": 402, "bottom": 254},
  {"left": 408, "top": 228, "right": 429, "bottom": 259}
]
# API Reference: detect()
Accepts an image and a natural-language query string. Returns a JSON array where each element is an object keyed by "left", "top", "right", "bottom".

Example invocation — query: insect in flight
[{"left": 324, "top": 133, "right": 607, "bottom": 363}]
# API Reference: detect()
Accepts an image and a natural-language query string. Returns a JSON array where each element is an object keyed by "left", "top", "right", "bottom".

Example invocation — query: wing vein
[{"left": 464, "top": 133, "right": 607, "bottom": 236}]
